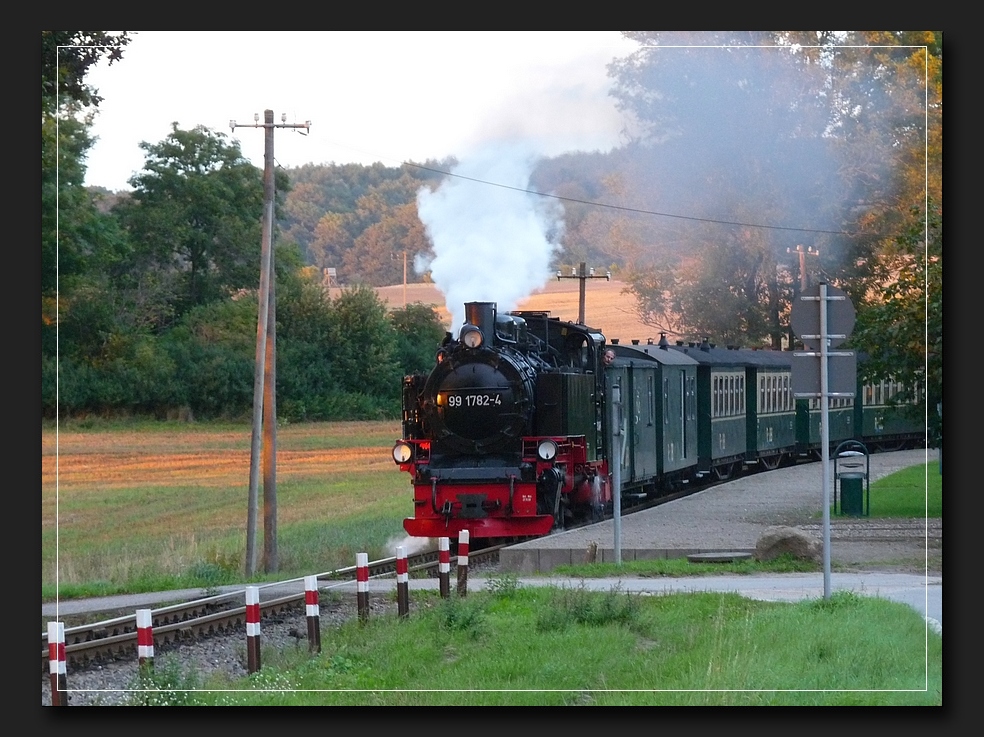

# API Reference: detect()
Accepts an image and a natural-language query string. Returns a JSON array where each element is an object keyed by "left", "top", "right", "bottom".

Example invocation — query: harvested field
[{"left": 335, "top": 279, "right": 676, "bottom": 344}]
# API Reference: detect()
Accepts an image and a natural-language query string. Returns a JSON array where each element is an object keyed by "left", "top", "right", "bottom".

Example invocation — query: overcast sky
[{"left": 80, "top": 31, "right": 639, "bottom": 191}]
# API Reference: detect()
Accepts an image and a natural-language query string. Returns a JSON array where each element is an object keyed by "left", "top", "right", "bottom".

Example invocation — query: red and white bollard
[
  {"left": 356, "top": 552, "right": 370, "bottom": 622},
  {"left": 304, "top": 575, "right": 321, "bottom": 653},
  {"left": 396, "top": 546, "right": 410, "bottom": 618},
  {"left": 136, "top": 608, "right": 154, "bottom": 672},
  {"left": 246, "top": 586, "right": 261, "bottom": 673},
  {"left": 47, "top": 621, "right": 67, "bottom": 706},
  {"left": 438, "top": 537, "right": 451, "bottom": 599},
  {"left": 457, "top": 529, "right": 470, "bottom": 597}
]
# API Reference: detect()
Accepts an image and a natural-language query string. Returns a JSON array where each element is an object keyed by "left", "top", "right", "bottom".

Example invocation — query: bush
[{"left": 161, "top": 299, "right": 257, "bottom": 419}]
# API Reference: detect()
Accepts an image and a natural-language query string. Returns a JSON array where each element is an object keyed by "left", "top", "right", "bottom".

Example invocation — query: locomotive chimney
[{"left": 463, "top": 302, "right": 496, "bottom": 342}]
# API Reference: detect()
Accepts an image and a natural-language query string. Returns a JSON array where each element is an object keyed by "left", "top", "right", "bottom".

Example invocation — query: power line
[{"left": 404, "top": 161, "right": 854, "bottom": 237}]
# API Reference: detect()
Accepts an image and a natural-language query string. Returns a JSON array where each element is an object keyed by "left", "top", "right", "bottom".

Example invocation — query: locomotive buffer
[{"left": 790, "top": 282, "right": 856, "bottom": 601}]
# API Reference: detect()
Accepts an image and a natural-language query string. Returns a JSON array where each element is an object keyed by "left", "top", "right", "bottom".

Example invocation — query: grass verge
[{"left": 122, "top": 580, "right": 942, "bottom": 705}]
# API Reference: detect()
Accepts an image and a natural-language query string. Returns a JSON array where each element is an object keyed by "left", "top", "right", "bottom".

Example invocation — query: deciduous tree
[
  {"left": 41, "top": 31, "right": 132, "bottom": 359},
  {"left": 41, "top": 31, "right": 130, "bottom": 114},
  {"left": 607, "top": 32, "right": 939, "bottom": 350},
  {"left": 851, "top": 201, "right": 941, "bottom": 446},
  {"left": 119, "top": 124, "right": 266, "bottom": 319}
]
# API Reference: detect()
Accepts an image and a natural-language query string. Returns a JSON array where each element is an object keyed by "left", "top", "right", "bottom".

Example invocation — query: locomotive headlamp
[
  {"left": 460, "top": 325, "right": 483, "bottom": 349},
  {"left": 392, "top": 442, "right": 413, "bottom": 463},
  {"left": 537, "top": 439, "right": 559, "bottom": 462}
]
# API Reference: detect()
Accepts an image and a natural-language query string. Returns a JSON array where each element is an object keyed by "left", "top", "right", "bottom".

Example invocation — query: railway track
[{"left": 41, "top": 546, "right": 503, "bottom": 676}]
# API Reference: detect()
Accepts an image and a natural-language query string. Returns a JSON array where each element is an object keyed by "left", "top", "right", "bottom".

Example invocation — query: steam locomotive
[{"left": 391, "top": 301, "right": 924, "bottom": 544}]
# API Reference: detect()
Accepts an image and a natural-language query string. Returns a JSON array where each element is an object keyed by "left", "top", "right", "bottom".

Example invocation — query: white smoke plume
[
  {"left": 416, "top": 144, "right": 565, "bottom": 334},
  {"left": 384, "top": 534, "right": 434, "bottom": 557}
]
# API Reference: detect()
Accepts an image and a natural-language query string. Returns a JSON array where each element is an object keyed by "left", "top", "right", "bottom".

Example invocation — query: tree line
[
  {"left": 41, "top": 33, "right": 445, "bottom": 422},
  {"left": 41, "top": 32, "right": 941, "bottom": 444}
]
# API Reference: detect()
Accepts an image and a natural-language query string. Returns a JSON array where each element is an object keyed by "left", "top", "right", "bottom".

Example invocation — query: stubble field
[
  {"left": 41, "top": 421, "right": 410, "bottom": 589},
  {"left": 349, "top": 278, "right": 665, "bottom": 344}
]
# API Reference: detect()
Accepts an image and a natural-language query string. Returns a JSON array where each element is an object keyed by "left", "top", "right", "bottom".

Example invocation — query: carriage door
[{"left": 681, "top": 371, "right": 688, "bottom": 459}]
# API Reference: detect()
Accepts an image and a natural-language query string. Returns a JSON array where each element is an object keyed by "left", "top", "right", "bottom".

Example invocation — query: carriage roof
[{"left": 608, "top": 343, "right": 699, "bottom": 367}]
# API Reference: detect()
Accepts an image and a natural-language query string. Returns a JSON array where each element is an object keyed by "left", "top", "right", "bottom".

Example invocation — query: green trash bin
[{"left": 840, "top": 473, "right": 865, "bottom": 516}]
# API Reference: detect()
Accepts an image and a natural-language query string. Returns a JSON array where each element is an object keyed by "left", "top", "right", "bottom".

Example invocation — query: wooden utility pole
[
  {"left": 556, "top": 261, "right": 611, "bottom": 324},
  {"left": 231, "top": 110, "right": 310, "bottom": 575},
  {"left": 788, "top": 245, "right": 819, "bottom": 292}
]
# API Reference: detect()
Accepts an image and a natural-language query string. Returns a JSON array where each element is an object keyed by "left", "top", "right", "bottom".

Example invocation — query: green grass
[
  {"left": 121, "top": 581, "right": 942, "bottom": 706},
  {"left": 856, "top": 462, "right": 942, "bottom": 518},
  {"left": 553, "top": 553, "right": 818, "bottom": 579}
]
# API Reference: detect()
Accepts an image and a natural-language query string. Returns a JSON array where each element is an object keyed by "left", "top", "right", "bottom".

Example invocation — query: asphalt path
[
  {"left": 43, "top": 571, "right": 941, "bottom": 635},
  {"left": 340, "top": 573, "right": 942, "bottom": 636}
]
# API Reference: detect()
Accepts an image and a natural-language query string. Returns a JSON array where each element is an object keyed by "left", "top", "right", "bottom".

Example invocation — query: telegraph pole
[
  {"left": 786, "top": 245, "right": 819, "bottom": 350},
  {"left": 787, "top": 245, "right": 819, "bottom": 292},
  {"left": 231, "top": 110, "right": 311, "bottom": 575},
  {"left": 556, "top": 262, "right": 611, "bottom": 324}
]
